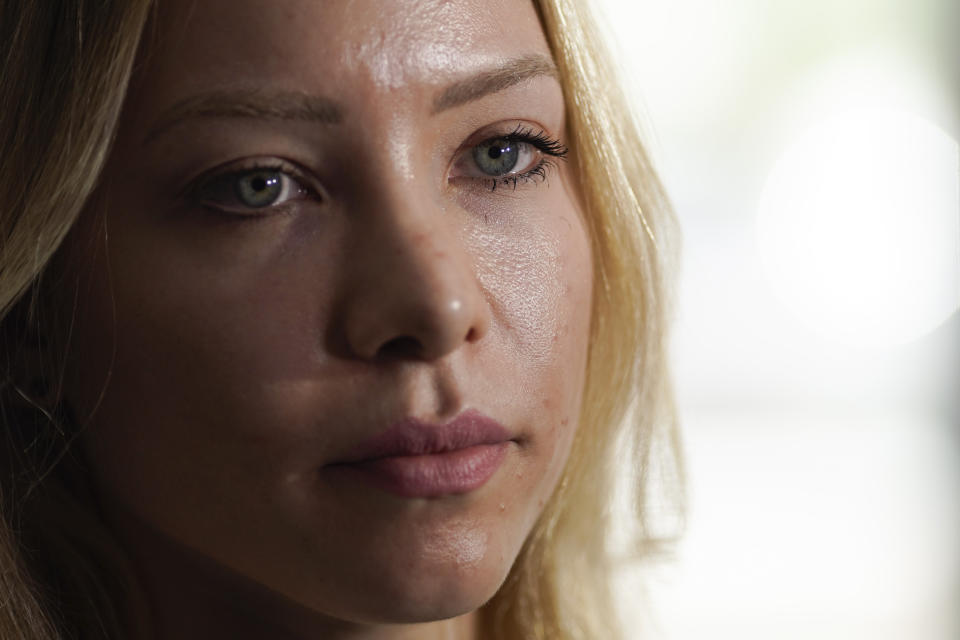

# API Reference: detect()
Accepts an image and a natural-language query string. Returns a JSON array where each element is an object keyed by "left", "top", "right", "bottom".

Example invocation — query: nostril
[{"left": 375, "top": 335, "right": 424, "bottom": 360}]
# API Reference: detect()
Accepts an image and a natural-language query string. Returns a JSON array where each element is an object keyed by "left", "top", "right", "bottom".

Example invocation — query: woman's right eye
[{"left": 191, "top": 165, "right": 313, "bottom": 215}]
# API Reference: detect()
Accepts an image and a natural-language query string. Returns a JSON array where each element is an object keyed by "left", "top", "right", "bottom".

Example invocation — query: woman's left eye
[
  {"left": 451, "top": 127, "right": 568, "bottom": 189},
  {"left": 470, "top": 138, "right": 539, "bottom": 177},
  {"left": 190, "top": 165, "right": 312, "bottom": 215}
]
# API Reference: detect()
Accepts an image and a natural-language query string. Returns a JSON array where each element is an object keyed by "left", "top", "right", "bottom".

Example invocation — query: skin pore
[{"left": 55, "top": 1, "right": 593, "bottom": 638}]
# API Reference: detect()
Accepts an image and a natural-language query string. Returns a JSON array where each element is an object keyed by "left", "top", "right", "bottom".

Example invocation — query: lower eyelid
[{"left": 453, "top": 157, "right": 560, "bottom": 193}]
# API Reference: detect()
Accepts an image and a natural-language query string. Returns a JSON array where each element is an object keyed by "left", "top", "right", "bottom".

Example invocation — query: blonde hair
[
  {"left": 480, "top": 2, "right": 683, "bottom": 638},
  {"left": 0, "top": 1, "right": 682, "bottom": 638}
]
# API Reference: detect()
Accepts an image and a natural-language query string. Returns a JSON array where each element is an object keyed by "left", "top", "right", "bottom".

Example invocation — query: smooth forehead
[{"left": 132, "top": 0, "right": 552, "bottom": 109}]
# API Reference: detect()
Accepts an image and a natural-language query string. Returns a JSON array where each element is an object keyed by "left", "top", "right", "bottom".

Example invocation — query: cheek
[
  {"left": 529, "top": 192, "right": 593, "bottom": 507},
  {"left": 55, "top": 214, "right": 327, "bottom": 527},
  {"left": 472, "top": 190, "right": 593, "bottom": 514},
  {"left": 468, "top": 192, "right": 593, "bottom": 371}
]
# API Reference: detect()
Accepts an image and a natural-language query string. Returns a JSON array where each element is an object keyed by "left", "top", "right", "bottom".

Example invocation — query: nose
[{"left": 335, "top": 195, "right": 490, "bottom": 362}]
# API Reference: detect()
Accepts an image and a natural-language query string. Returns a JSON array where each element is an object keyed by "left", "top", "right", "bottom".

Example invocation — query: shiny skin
[{"left": 59, "top": 1, "right": 593, "bottom": 638}]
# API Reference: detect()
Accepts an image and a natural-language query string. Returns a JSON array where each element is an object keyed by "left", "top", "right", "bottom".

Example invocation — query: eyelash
[
  {"left": 183, "top": 159, "right": 314, "bottom": 218},
  {"left": 468, "top": 125, "right": 569, "bottom": 192},
  {"left": 185, "top": 125, "right": 568, "bottom": 216}
]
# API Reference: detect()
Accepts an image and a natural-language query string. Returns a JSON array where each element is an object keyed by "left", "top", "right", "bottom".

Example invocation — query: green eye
[
  {"left": 449, "top": 126, "right": 567, "bottom": 190},
  {"left": 235, "top": 170, "right": 284, "bottom": 208},
  {"left": 192, "top": 163, "right": 312, "bottom": 216},
  {"left": 472, "top": 138, "right": 521, "bottom": 176}
]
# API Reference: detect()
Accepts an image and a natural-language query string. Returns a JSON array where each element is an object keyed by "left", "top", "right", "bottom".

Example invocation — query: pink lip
[{"left": 327, "top": 410, "right": 512, "bottom": 498}]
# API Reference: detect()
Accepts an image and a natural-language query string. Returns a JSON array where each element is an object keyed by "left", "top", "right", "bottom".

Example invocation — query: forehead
[{"left": 135, "top": 0, "right": 551, "bottom": 106}]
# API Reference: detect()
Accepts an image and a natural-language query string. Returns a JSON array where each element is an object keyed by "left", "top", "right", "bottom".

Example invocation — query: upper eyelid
[
  {"left": 183, "top": 158, "right": 315, "bottom": 199},
  {"left": 447, "top": 125, "right": 567, "bottom": 176},
  {"left": 455, "top": 122, "right": 565, "bottom": 151},
  {"left": 179, "top": 161, "right": 319, "bottom": 217},
  {"left": 452, "top": 125, "right": 567, "bottom": 167}
]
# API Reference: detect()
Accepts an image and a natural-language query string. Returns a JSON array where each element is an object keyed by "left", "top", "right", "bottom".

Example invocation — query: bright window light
[{"left": 757, "top": 107, "right": 960, "bottom": 347}]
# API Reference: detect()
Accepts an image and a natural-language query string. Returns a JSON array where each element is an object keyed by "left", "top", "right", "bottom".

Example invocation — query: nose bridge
[{"left": 338, "top": 179, "right": 489, "bottom": 362}]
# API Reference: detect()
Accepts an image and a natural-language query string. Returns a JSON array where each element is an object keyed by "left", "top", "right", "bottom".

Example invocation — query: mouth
[{"left": 325, "top": 410, "right": 514, "bottom": 498}]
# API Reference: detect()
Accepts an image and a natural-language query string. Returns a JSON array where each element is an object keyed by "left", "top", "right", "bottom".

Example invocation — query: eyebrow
[
  {"left": 143, "top": 89, "right": 342, "bottom": 145},
  {"left": 142, "top": 54, "right": 558, "bottom": 146},
  {"left": 430, "top": 54, "right": 558, "bottom": 113}
]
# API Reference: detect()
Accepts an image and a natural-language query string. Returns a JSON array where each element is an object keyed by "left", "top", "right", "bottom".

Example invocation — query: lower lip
[{"left": 332, "top": 442, "right": 510, "bottom": 499}]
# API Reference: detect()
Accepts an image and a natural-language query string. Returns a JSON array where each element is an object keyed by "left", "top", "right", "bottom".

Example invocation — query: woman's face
[{"left": 61, "top": 0, "right": 591, "bottom": 631}]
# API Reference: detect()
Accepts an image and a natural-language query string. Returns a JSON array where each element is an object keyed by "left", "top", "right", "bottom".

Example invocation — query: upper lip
[{"left": 332, "top": 409, "right": 512, "bottom": 464}]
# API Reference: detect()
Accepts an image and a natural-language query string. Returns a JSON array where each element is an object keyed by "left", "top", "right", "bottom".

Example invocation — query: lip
[{"left": 326, "top": 410, "right": 513, "bottom": 498}]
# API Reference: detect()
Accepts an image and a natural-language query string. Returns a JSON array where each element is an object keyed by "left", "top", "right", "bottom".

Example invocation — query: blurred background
[{"left": 591, "top": 0, "right": 960, "bottom": 638}]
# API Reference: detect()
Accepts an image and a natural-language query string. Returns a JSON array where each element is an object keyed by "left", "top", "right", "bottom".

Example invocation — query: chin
[
  {"left": 350, "top": 588, "right": 488, "bottom": 625},
  {"left": 320, "top": 547, "right": 512, "bottom": 625}
]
